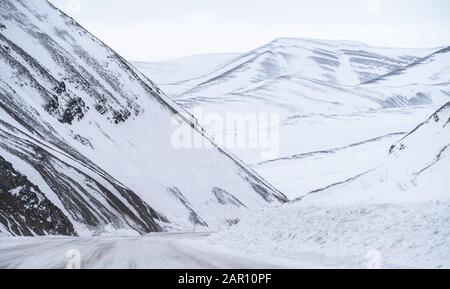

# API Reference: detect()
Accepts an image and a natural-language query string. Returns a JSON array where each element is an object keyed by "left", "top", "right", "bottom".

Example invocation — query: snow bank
[
  {"left": 214, "top": 105, "right": 450, "bottom": 269},
  {"left": 213, "top": 201, "right": 450, "bottom": 268}
]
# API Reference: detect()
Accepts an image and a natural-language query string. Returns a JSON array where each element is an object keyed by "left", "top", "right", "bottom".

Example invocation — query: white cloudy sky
[{"left": 48, "top": 0, "right": 450, "bottom": 61}]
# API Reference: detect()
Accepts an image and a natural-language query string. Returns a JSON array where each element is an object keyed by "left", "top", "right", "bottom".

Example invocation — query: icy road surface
[{"left": 0, "top": 232, "right": 315, "bottom": 269}]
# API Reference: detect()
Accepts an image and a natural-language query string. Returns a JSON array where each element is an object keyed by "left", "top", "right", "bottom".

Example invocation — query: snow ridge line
[
  {"left": 256, "top": 132, "right": 406, "bottom": 166},
  {"left": 361, "top": 46, "right": 450, "bottom": 85},
  {"left": 293, "top": 169, "right": 374, "bottom": 202}
]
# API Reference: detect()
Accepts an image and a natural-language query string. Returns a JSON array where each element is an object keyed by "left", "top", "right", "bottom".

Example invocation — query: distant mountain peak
[{"left": 268, "top": 37, "right": 369, "bottom": 48}]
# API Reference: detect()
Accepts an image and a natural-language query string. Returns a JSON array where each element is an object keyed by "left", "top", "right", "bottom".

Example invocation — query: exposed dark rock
[
  {"left": 249, "top": 182, "right": 273, "bottom": 203},
  {"left": 59, "top": 97, "right": 86, "bottom": 124},
  {"left": 0, "top": 120, "right": 168, "bottom": 236},
  {"left": 212, "top": 187, "right": 247, "bottom": 208},
  {"left": 112, "top": 109, "right": 131, "bottom": 124},
  {"left": 0, "top": 156, "right": 76, "bottom": 236},
  {"left": 95, "top": 104, "right": 107, "bottom": 115},
  {"left": 168, "top": 187, "right": 208, "bottom": 227},
  {"left": 73, "top": 133, "right": 93, "bottom": 148},
  {"left": 389, "top": 145, "right": 396, "bottom": 154},
  {"left": 45, "top": 95, "right": 60, "bottom": 115},
  {"left": 55, "top": 81, "right": 66, "bottom": 94},
  {"left": 94, "top": 97, "right": 108, "bottom": 115}
]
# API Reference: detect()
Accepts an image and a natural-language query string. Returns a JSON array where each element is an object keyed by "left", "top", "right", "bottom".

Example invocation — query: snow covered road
[{"left": 0, "top": 232, "right": 310, "bottom": 269}]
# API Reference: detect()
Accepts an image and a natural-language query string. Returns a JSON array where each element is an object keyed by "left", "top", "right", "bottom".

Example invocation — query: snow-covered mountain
[
  {"left": 136, "top": 38, "right": 449, "bottom": 199},
  {"left": 360, "top": 46, "right": 450, "bottom": 108},
  {"left": 0, "top": 0, "right": 286, "bottom": 237},
  {"left": 214, "top": 105, "right": 450, "bottom": 268},
  {"left": 364, "top": 46, "right": 450, "bottom": 86},
  {"left": 136, "top": 39, "right": 446, "bottom": 120},
  {"left": 172, "top": 37, "right": 434, "bottom": 98},
  {"left": 298, "top": 102, "right": 450, "bottom": 205}
]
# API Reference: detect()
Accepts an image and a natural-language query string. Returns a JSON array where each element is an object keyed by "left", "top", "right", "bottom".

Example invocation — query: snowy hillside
[
  {"left": 0, "top": 0, "right": 286, "bottom": 237},
  {"left": 137, "top": 38, "right": 449, "bottom": 199},
  {"left": 174, "top": 37, "right": 433, "bottom": 100},
  {"left": 134, "top": 39, "right": 449, "bottom": 268},
  {"left": 136, "top": 39, "right": 446, "bottom": 122},
  {"left": 214, "top": 105, "right": 450, "bottom": 268},
  {"left": 133, "top": 53, "right": 239, "bottom": 96},
  {"left": 360, "top": 46, "right": 450, "bottom": 109},
  {"left": 169, "top": 38, "right": 445, "bottom": 117},
  {"left": 364, "top": 46, "right": 450, "bottom": 86},
  {"left": 298, "top": 102, "right": 450, "bottom": 205}
]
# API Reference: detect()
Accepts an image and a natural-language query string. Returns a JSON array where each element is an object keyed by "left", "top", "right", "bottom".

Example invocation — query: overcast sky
[{"left": 48, "top": 0, "right": 450, "bottom": 61}]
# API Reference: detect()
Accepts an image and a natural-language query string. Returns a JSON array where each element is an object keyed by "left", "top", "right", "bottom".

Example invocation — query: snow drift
[{"left": 215, "top": 105, "right": 450, "bottom": 268}]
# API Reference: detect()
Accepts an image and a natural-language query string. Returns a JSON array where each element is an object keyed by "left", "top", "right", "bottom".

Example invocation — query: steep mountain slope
[
  {"left": 359, "top": 46, "right": 450, "bottom": 108},
  {"left": 0, "top": 0, "right": 285, "bottom": 236},
  {"left": 215, "top": 105, "right": 450, "bottom": 268},
  {"left": 0, "top": 155, "right": 75, "bottom": 237},
  {"left": 364, "top": 46, "right": 450, "bottom": 86},
  {"left": 137, "top": 39, "right": 448, "bottom": 199},
  {"left": 299, "top": 102, "right": 450, "bottom": 205},
  {"left": 170, "top": 39, "right": 446, "bottom": 119}
]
